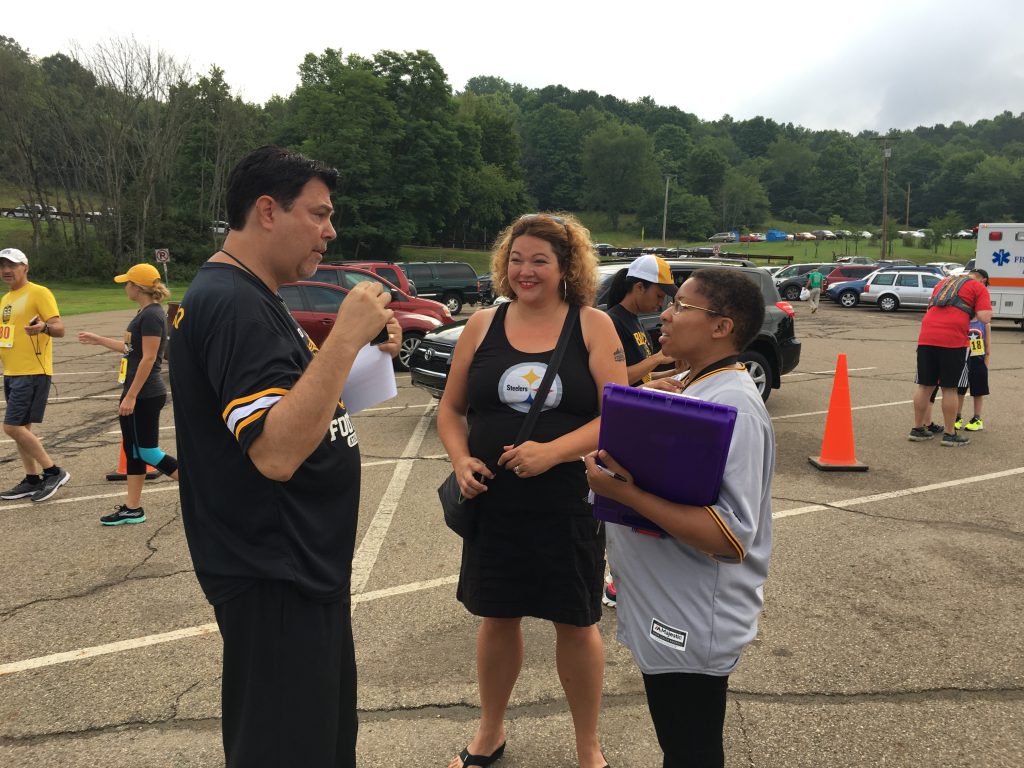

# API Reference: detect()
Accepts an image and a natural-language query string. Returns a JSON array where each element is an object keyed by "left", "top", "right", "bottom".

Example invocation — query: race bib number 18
[{"left": 969, "top": 336, "right": 985, "bottom": 356}]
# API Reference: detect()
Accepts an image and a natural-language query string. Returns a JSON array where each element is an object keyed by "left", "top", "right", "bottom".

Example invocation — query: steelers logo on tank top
[{"left": 498, "top": 363, "right": 563, "bottom": 414}]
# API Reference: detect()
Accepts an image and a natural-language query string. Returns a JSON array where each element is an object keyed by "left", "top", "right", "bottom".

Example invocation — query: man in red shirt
[{"left": 910, "top": 275, "right": 992, "bottom": 446}]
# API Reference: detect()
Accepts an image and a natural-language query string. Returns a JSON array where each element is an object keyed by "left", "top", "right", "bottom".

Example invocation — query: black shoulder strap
[{"left": 513, "top": 304, "right": 580, "bottom": 446}]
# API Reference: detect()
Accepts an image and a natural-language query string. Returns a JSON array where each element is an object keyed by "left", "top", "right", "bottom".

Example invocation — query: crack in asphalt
[
  {"left": 818, "top": 502, "right": 1024, "bottom": 541},
  {"left": 0, "top": 569, "right": 195, "bottom": 622},
  {"left": 3, "top": 685, "right": 1022, "bottom": 745},
  {"left": 733, "top": 699, "right": 757, "bottom": 768},
  {"left": 125, "top": 508, "right": 182, "bottom": 580}
]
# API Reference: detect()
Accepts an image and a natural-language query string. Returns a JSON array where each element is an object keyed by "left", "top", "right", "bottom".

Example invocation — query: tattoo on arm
[{"left": 613, "top": 347, "right": 625, "bottom": 363}]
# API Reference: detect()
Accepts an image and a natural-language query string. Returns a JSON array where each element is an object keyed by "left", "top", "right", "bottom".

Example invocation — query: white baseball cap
[
  {"left": 626, "top": 254, "right": 676, "bottom": 295},
  {"left": 0, "top": 248, "right": 28, "bottom": 265}
]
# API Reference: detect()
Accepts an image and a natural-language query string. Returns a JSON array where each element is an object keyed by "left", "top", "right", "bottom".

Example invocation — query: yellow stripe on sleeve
[
  {"left": 703, "top": 505, "right": 746, "bottom": 562},
  {"left": 222, "top": 388, "right": 289, "bottom": 422}
]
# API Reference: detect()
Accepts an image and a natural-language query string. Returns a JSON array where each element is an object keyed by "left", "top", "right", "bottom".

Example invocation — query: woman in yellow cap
[{"left": 78, "top": 263, "right": 178, "bottom": 524}]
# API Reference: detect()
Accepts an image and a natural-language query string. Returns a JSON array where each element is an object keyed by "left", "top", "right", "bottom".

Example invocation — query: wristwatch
[{"left": 42, "top": 322, "right": 50, "bottom": 335}]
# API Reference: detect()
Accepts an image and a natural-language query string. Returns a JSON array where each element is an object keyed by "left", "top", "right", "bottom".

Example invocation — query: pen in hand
[{"left": 581, "top": 456, "right": 628, "bottom": 482}]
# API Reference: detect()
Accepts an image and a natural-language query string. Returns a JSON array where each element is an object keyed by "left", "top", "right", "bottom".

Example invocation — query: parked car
[
  {"left": 811, "top": 229, "right": 837, "bottom": 240},
  {"left": 593, "top": 243, "right": 617, "bottom": 256},
  {"left": 397, "top": 261, "right": 481, "bottom": 314},
  {"left": 858, "top": 231, "right": 874, "bottom": 239},
  {"left": 794, "top": 232, "right": 817, "bottom": 241},
  {"left": 410, "top": 259, "right": 802, "bottom": 403},
  {"left": 210, "top": 220, "right": 228, "bottom": 234},
  {"left": 739, "top": 232, "right": 765, "bottom": 242},
  {"left": 278, "top": 281, "right": 442, "bottom": 370},
  {"left": 833, "top": 229, "right": 853, "bottom": 239},
  {"left": 954, "top": 230, "right": 974, "bottom": 239},
  {"left": 708, "top": 232, "right": 737, "bottom": 243},
  {"left": 773, "top": 263, "right": 832, "bottom": 301},
  {"left": 925, "top": 261, "right": 964, "bottom": 276},
  {"left": 822, "top": 264, "right": 878, "bottom": 290},
  {"left": 309, "top": 264, "right": 453, "bottom": 327},
  {"left": 4, "top": 204, "right": 55, "bottom": 219},
  {"left": 477, "top": 274, "right": 495, "bottom": 306},
  {"left": 836, "top": 255, "right": 877, "bottom": 265},
  {"left": 826, "top": 277, "right": 872, "bottom": 308},
  {"left": 859, "top": 269, "right": 944, "bottom": 312},
  {"left": 761, "top": 265, "right": 785, "bottom": 278},
  {"left": 948, "top": 259, "right": 976, "bottom": 276},
  {"left": 326, "top": 260, "right": 418, "bottom": 296}
]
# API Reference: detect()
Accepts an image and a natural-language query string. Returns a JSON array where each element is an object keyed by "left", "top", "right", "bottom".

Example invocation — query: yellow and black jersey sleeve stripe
[
  {"left": 703, "top": 505, "right": 746, "bottom": 562},
  {"left": 222, "top": 388, "right": 289, "bottom": 441}
]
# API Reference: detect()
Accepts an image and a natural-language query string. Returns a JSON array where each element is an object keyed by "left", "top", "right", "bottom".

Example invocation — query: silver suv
[{"left": 860, "top": 270, "right": 943, "bottom": 312}]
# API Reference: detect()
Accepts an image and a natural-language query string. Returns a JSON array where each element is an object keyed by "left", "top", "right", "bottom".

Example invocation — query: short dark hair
[
  {"left": 225, "top": 146, "right": 338, "bottom": 230},
  {"left": 689, "top": 268, "right": 765, "bottom": 350},
  {"left": 970, "top": 267, "right": 989, "bottom": 283}
]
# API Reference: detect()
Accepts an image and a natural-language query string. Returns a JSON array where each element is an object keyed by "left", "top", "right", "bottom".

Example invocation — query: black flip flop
[{"left": 458, "top": 741, "right": 506, "bottom": 767}]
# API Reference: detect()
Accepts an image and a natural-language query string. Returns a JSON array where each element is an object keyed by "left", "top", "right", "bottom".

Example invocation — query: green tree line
[{"left": 2, "top": 34, "right": 1023, "bottom": 277}]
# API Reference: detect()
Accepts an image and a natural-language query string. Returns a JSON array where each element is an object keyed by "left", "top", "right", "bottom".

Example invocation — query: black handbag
[{"left": 439, "top": 305, "right": 580, "bottom": 539}]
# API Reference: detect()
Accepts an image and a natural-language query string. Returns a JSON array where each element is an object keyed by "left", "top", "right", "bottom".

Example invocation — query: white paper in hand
[{"left": 342, "top": 344, "right": 398, "bottom": 415}]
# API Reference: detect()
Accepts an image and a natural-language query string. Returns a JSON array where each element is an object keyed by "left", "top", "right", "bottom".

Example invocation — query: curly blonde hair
[{"left": 490, "top": 212, "right": 598, "bottom": 307}]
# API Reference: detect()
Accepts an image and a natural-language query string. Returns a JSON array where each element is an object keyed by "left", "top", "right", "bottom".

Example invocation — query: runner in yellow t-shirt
[{"left": 0, "top": 248, "right": 70, "bottom": 502}]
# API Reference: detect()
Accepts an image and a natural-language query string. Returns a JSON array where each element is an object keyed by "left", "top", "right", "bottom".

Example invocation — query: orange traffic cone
[
  {"left": 106, "top": 444, "right": 160, "bottom": 481},
  {"left": 808, "top": 353, "right": 868, "bottom": 471}
]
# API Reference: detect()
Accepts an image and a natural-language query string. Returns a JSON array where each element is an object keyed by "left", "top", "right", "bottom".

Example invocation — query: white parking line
[
  {"left": 773, "top": 466, "right": 1024, "bottom": 519},
  {"left": 772, "top": 397, "right": 938, "bottom": 420},
  {"left": 4, "top": 465, "right": 1020, "bottom": 676},
  {"left": 350, "top": 402, "right": 438, "bottom": 597},
  {"left": 782, "top": 366, "right": 878, "bottom": 377}
]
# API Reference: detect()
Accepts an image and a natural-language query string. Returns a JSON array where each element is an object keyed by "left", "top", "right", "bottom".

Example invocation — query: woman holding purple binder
[
  {"left": 437, "top": 212, "right": 626, "bottom": 768},
  {"left": 585, "top": 268, "right": 775, "bottom": 768}
]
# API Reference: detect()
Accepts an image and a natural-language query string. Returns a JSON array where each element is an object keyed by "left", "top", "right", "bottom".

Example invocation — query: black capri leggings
[{"left": 119, "top": 393, "right": 178, "bottom": 476}]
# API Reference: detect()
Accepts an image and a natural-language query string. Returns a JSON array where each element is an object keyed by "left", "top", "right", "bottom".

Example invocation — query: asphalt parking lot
[{"left": 1, "top": 298, "right": 1022, "bottom": 767}]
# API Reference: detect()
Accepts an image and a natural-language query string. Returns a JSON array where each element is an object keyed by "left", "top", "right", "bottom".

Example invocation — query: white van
[{"left": 975, "top": 223, "right": 1024, "bottom": 325}]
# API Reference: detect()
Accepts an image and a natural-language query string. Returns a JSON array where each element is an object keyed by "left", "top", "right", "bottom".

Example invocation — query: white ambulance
[{"left": 976, "top": 223, "right": 1024, "bottom": 325}]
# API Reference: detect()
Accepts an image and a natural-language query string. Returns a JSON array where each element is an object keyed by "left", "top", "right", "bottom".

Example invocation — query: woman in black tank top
[{"left": 437, "top": 214, "right": 627, "bottom": 768}]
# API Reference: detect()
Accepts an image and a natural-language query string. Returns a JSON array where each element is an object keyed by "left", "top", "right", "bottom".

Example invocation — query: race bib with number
[
  {"left": 0, "top": 322, "right": 14, "bottom": 349},
  {"left": 118, "top": 357, "right": 128, "bottom": 383},
  {"left": 969, "top": 335, "right": 985, "bottom": 357}
]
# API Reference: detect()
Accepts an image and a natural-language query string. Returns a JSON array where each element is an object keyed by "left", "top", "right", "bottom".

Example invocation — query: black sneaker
[
  {"left": 925, "top": 422, "right": 944, "bottom": 434},
  {"left": 908, "top": 427, "right": 934, "bottom": 442},
  {"left": 0, "top": 476, "right": 42, "bottom": 500},
  {"left": 941, "top": 432, "right": 970, "bottom": 448},
  {"left": 100, "top": 505, "right": 146, "bottom": 525},
  {"left": 30, "top": 468, "right": 70, "bottom": 502}
]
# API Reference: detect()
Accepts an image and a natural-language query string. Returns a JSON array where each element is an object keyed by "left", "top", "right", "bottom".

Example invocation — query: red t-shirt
[{"left": 917, "top": 279, "right": 992, "bottom": 348}]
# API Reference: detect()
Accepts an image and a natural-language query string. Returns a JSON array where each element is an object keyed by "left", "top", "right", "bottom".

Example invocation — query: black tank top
[{"left": 467, "top": 301, "right": 597, "bottom": 477}]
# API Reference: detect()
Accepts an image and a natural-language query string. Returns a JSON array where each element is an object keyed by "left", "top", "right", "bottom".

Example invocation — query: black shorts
[
  {"left": 213, "top": 581, "right": 357, "bottom": 768},
  {"left": 916, "top": 345, "right": 969, "bottom": 389},
  {"left": 3, "top": 375, "right": 51, "bottom": 426},
  {"left": 958, "top": 356, "right": 990, "bottom": 397}
]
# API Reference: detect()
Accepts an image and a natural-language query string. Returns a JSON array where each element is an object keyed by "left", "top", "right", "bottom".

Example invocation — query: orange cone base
[{"left": 808, "top": 455, "right": 868, "bottom": 472}]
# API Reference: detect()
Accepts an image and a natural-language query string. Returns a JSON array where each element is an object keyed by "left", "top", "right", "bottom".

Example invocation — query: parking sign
[{"left": 154, "top": 248, "right": 170, "bottom": 263}]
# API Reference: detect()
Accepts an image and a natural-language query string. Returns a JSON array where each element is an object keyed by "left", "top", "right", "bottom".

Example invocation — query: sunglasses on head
[{"left": 517, "top": 213, "right": 570, "bottom": 239}]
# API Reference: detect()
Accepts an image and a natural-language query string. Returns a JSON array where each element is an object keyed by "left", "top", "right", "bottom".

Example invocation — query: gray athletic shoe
[
  {"left": 0, "top": 477, "right": 42, "bottom": 499},
  {"left": 941, "top": 433, "right": 970, "bottom": 448},
  {"left": 31, "top": 468, "right": 70, "bottom": 502},
  {"left": 908, "top": 427, "right": 934, "bottom": 442}
]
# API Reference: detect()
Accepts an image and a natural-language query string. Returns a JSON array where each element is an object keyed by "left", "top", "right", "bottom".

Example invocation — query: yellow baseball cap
[{"left": 114, "top": 263, "right": 161, "bottom": 287}]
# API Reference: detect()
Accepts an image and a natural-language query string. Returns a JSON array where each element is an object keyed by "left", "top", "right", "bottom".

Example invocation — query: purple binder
[{"left": 593, "top": 383, "right": 738, "bottom": 534}]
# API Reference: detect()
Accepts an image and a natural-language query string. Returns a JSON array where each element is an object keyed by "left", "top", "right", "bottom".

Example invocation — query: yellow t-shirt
[{"left": 0, "top": 283, "right": 60, "bottom": 376}]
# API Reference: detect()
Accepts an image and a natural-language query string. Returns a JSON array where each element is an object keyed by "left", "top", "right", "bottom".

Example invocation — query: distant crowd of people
[{"left": 0, "top": 144, "right": 996, "bottom": 767}]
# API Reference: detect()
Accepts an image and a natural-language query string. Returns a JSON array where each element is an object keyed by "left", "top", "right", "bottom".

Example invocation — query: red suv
[
  {"left": 280, "top": 281, "right": 444, "bottom": 371},
  {"left": 310, "top": 264, "right": 453, "bottom": 326},
  {"left": 822, "top": 265, "right": 878, "bottom": 290}
]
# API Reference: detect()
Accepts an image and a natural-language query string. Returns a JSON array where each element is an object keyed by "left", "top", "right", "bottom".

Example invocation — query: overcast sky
[{"left": 7, "top": 0, "right": 1024, "bottom": 134}]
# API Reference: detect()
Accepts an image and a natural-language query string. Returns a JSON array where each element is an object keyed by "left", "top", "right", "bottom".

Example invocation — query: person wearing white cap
[
  {"left": 78, "top": 263, "right": 179, "bottom": 525},
  {"left": 0, "top": 247, "right": 71, "bottom": 502},
  {"left": 603, "top": 254, "right": 678, "bottom": 386}
]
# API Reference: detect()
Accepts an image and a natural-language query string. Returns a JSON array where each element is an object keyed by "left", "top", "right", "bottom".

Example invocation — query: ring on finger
[{"left": 514, "top": 465, "right": 522, "bottom": 475}]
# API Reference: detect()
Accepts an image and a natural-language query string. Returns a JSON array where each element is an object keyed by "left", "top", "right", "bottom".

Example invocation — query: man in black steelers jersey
[{"left": 170, "top": 146, "right": 400, "bottom": 768}]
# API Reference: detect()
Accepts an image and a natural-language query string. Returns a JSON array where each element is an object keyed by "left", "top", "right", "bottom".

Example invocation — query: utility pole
[
  {"left": 661, "top": 174, "right": 675, "bottom": 243},
  {"left": 905, "top": 183, "right": 911, "bottom": 228},
  {"left": 873, "top": 136, "right": 900, "bottom": 260}
]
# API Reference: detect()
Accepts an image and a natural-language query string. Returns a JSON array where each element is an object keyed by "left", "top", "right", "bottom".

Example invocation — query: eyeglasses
[{"left": 671, "top": 299, "right": 722, "bottom": 317}]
